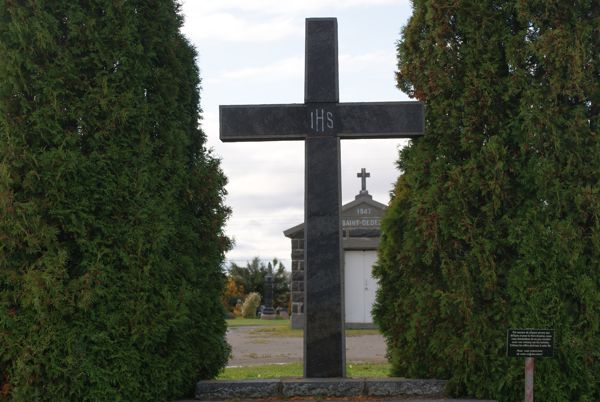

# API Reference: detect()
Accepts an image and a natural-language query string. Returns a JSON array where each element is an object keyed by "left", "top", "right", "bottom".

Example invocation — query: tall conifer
[
  {"left": 374, "top": 1, "right": 599, "bottom": 400},
  {"left": 0, "top": 1, "right": 230, "bottom": 400}
]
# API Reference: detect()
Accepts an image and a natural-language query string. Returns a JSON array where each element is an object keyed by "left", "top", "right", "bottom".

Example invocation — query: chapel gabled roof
[{"left": 283, "top": 191, "right": 387, "bottom": 238}]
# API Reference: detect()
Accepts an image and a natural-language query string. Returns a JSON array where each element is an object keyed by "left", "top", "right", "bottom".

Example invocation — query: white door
[{"left": 344, "top": 250, "right": 378, "bottom": 323}]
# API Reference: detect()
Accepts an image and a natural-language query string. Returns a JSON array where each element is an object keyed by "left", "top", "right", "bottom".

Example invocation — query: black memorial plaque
[
  {"left": 507, "top": 329, "right": 554, "bottom": 358},
  {"left": 219, "top": 18, "right": 424, "bottom": 378}
]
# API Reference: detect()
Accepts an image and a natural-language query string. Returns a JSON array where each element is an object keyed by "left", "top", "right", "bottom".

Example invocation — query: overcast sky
[{"left": 179, "top": 0, "right": 414, "bottom": 269}]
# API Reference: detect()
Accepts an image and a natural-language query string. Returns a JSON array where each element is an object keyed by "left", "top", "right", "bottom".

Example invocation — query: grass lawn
[
  {"left": 218, "top": 362, "right": 392, "bottom": 380},
  {"left": 227, "top": 318, "right": 381, "bottom": 337},
  {"left": 247, "top": 326, "right": 380, "bottom": 337},
  {"left": 226, "top": 317, "right": 289, "bottom": 327}
]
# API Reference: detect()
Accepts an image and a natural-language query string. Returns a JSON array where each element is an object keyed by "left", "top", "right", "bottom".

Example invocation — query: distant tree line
[{"left": 223, "top": 257, "right": 291, "bottom": 315}]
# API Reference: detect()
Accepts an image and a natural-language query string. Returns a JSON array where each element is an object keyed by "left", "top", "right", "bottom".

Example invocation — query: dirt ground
[{"left": 226, "top": 326, "right": 387, "bottom": 367}]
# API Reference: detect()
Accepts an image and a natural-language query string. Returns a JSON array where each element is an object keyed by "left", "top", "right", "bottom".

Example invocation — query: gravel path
[{"left": 226, "top": 326, "right": 387, "bottom": 367}]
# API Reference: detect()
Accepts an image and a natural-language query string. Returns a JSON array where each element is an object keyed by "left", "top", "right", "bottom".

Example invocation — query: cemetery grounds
[{"left": 220, "top": 318, "right": 390, "bottom": 379}]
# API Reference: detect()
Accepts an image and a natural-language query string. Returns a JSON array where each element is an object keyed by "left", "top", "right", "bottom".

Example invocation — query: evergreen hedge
[
  {"left": 0, "top": 1, "right": 230, "bottom": 401},
  {"left": 373, "top": 1, "right": 599, "bottom": 401}
]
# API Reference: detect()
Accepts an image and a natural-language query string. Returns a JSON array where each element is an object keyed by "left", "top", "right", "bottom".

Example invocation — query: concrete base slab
[
  {"left": 180, "top": 398, "right": 495, "bottom": 402},
  {"left": 179, "top": 399, "right": 494, "bottom": 402},
  {"left": 366, "top": 378, "right": 446, "bottom": 396},
  {"left": 194, "top": 377, "right": 498, "bottom": 401},
  {"left": 195, "top": 379, "right": 278, "bottom": 400},
  {"left": 282, "top": 378, "right": 364, "bottom": 397}
]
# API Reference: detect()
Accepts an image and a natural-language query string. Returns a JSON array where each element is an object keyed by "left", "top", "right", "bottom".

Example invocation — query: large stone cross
[{"left": 220, "top": 18, "right": 424, "bottom": 378}]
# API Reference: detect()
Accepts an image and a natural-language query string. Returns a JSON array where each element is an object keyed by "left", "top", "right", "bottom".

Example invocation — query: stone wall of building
[{"left": 289, "top": 232, "right": 305, "bottom": 328}]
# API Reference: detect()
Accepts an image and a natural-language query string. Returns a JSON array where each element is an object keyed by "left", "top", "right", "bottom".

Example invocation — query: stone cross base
[{"left": 192, "top": 378, "right": 497, "bottom": 401}]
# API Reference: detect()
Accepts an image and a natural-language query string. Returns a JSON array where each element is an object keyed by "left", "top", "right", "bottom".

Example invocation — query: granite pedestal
[{"left": 193, "top": 377, "right": 497, "bottom": 401}]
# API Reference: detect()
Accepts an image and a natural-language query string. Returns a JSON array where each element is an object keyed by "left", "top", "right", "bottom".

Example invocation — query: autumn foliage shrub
[
  {"left": 222, "top": 277, "right": 245, "bottom": 314},
  {"left": 374, "top": 1, "right": 600, "bottom": 401}
]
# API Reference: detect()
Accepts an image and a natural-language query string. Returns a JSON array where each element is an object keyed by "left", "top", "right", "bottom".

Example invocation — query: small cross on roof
[{"left": 357, "top": 168, "right": 370, "bottom": 195}]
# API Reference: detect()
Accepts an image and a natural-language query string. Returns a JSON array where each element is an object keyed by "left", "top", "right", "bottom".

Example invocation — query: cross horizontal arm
[
  {"left": 220, "top": 104, "right": 307, "bottom": 142},
  {"left": 337, "top": 101, "right": 424, "bottom": 139}
]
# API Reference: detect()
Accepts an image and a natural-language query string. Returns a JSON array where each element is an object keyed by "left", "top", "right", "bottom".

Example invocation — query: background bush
[
  {"left": 241, "top": 293, "right": 262, "bottom": 319},
  {"left": 0, "top": 1, "right": 230, "bottom": 401},
  {"left": 373, "top": 1, "right": 600, "bottom": 401}
]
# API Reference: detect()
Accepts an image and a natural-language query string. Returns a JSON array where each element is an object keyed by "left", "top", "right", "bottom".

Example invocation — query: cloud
[
  {"left": 180, "top": 0, "right": 408, "bottom": 42},
  {"left": 183, "top": 0, "right": 407, "bottom": 16},
  {"left": 224, "top": 203, "right": 302, "bottom": 267},
  {"left": 181, "top": 0, "right": 412, "bottom": 266},
  {"left": 339, "top": 51, "right": 396, "bottom": 73},
  {"left": 205, "top": 52, "right": 393, "bottom": 85},
  {"left": 206, "top": 57, "right": 303, "bottom": 84},
  {"left": 184, "top": 13, "right": 297, "bottom": 42}
]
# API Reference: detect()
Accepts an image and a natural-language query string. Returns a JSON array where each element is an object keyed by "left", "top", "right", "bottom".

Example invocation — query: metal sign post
[{"left": 524, "top": 356, "right": 534, "bottom": 402}]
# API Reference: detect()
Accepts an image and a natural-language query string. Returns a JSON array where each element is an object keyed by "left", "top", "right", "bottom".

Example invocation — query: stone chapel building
[{"left": 284, "top": 168, "right": 386, "bottom": 329}]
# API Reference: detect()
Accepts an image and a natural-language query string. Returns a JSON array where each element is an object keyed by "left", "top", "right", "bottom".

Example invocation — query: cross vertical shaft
[{"left": 303, "top": 18, "right": 345, "bottom": 378}]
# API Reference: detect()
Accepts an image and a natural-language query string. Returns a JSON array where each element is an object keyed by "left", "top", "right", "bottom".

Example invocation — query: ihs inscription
[{"left": 309, "top": 108, "right": 334, "bottom": 133}]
